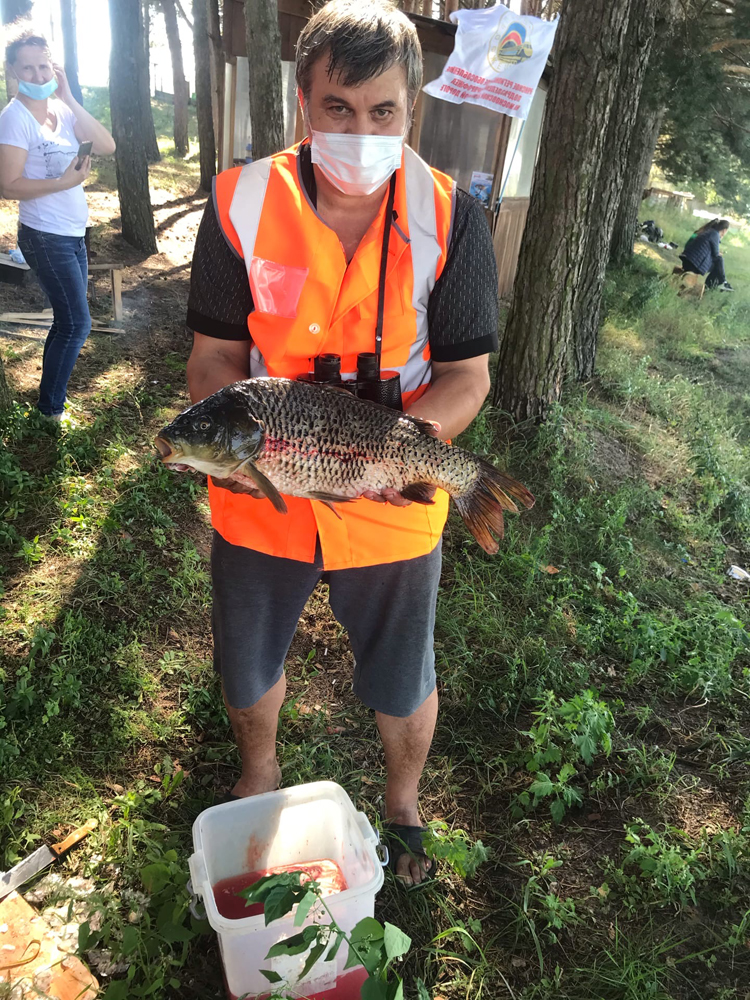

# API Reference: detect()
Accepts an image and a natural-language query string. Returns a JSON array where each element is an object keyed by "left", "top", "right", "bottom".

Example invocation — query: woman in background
[
  {"left": 680, "top": 218, "right": 733, "bottom": 292},
  {"left": 0, "top": 30, "right": 115, "bottom": 422}
]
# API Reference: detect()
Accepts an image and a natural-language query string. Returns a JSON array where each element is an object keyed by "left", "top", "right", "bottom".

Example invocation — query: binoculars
[{"left": 297, "top": 353, "right": 402, "bottom": 411}]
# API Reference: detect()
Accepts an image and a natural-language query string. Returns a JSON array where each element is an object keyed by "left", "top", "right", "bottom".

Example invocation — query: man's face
[
  {"left": 13, "top": 45, "right": 54, "bottom": 85},
  {"left": 302, "top": 56, "right": 410, "bottom": 137}
]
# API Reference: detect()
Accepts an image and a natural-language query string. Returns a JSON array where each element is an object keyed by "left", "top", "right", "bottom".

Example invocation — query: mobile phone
[{"left": 75, "top": 140, "right": 93, "bottom": 169}]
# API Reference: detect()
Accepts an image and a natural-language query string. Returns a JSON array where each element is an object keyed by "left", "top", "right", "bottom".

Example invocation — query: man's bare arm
[
  {"left": 407, "top": 355, "right": 491, "bottom": 441},
  {"left": 186, "top": 331, "right": 250, "bottom": 403}
]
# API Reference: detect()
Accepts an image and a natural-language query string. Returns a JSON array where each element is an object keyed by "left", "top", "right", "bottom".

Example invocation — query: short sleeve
[
  {"left": 427, "top": 189, "right": 499, "bottom": 362},
  {"left": 186, "top": 194, "right": 254, "bottom": 341},
  {"left": 0, "top": 104, "right": 31, "bottom": 150}
]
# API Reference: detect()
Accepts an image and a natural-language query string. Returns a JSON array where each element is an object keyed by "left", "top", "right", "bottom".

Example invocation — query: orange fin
[{"left": 453, "top": 460, "right": 534, "bottom": 554}]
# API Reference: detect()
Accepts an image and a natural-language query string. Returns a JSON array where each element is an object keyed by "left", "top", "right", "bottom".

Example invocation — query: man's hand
[{"left": 362, "top": 486, "right": 437, "bottom": 507}]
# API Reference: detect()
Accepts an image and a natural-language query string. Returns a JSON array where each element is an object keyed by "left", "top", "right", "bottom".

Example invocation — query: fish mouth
[{"left": 154, "top": 435, "right": 182, "bottom": 464}]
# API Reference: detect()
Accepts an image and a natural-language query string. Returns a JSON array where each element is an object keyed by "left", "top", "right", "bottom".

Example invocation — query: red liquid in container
[{"left": 212, "top": 859, "right": 349, "bottom": 920}]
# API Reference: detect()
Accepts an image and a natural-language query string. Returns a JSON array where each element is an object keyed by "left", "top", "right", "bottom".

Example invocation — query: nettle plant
[
  {"left": 239, "top": 872, "right": 411, "bottom": 1000},
  {"left": 512, "top": 690, "right": 615, "bottom": 823}
]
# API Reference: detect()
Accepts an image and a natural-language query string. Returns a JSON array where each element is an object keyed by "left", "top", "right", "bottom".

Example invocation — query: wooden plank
[
  {"left": 88, "top": 262, "right": 124, "bottom": 272},
  {"left": 493, "top": 196, "right": 530, "bottom": 298},
  {"left": 110, "top": 268, "right": 124, "bottom": 322},
  {"left": 0, "top": 314, "right": 121, "bottom": 334}
]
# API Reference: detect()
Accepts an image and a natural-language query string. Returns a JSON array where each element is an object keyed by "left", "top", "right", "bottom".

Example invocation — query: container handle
[
  {"left": 355, "top": 810, "right": 378, "bottom": 845},
  {"left": 185, "top": 878, "right": 207, "bottom": 922},
  {"left": 188, "top": 851, "right": 208, "bottom": 896}
]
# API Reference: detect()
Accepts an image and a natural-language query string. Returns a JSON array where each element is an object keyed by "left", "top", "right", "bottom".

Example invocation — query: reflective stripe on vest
[{"left": 209, "top": 142, "right": 455, "bottom": 569}]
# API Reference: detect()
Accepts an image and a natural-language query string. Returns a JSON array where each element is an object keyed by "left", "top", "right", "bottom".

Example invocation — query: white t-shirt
[{"left": 0, "top": 97, "right": 89, "bottom": 237}]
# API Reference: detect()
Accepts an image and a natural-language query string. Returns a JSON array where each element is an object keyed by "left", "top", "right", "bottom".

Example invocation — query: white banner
[{"left": 423, "top": 5, "right": 558, "bottom": 121}]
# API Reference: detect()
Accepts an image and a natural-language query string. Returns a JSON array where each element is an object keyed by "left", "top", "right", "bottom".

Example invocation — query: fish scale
[{"left": 155, "top": 378, "right": 535, "bottom": 554}]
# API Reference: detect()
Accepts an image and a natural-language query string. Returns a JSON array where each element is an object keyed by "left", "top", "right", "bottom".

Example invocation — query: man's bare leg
[
  {"left": 224, "top": 673, "right": 286, "bottom": 797},
  {"left": 376, "top": 688, "right": 438, "bottom": 885}
]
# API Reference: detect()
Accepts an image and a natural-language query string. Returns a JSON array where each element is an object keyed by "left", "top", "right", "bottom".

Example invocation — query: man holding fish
[{"left": 178, "top": 0, "right": 530, "bottom": 886}]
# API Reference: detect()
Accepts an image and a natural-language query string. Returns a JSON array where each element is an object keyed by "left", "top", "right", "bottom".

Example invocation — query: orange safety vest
[{"left": 208, "top": 141, "right": 455, "bottom": 570}]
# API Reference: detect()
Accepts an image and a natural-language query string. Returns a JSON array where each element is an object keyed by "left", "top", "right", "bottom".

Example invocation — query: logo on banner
[{"left": 489, "top": 14, "right": 534, "bottom": 69}]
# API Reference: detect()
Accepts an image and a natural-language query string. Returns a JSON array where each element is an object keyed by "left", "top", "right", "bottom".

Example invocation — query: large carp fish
[{"left": 154, "top": 378, "right": 534, "bottom": 554}]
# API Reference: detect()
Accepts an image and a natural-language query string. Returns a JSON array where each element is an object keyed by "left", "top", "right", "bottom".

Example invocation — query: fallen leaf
[
  {"left": 587, "top": 812, "right": 602, "bottom": 821},
  {"left": 511, "top": 957, "right": 526, "bottom": 968},
  {"left": 326, "top": 726, "right": 346, "bottom": 735},
  {"left": 539, "top": 564, "right": 560, "bottom": 574}
]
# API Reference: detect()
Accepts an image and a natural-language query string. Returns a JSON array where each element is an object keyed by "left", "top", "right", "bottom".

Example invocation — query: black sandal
[{"left": 382, "top": 822, "right": 435, "bottom": 887}]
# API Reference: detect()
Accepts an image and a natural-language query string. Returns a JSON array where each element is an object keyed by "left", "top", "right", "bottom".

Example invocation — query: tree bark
[
  {"left": 60, "top": 0, "right": 83, "bottom": 105},
  {"left": 0, "top": 354, "right": 11, "bottom": 411},
  {"left": 609, "top": 101, "right": 664, "bottom": 265},
  {"left": 572, "top": 0, "right": 664, "bottom": 381},
  {"left": 243, "top": 0, "right": 285, "bottom": 161},
  {"left": 207, "top": 0, "right": 224, "bottom": 157},
  {"left": 493, "top": 0, "right": 633, "bottom": 421},
  {"left": 193, "top": 0, "right": 216, "bottom": 190},
  {"left": 162, "top": 0, "right": 190, "bottom": 157},
  {"left": 140, "top": 0, "right": 161, "bottom": 163},
  {"left": 108, "top": 0, "right": 158, "bottom": 255}
]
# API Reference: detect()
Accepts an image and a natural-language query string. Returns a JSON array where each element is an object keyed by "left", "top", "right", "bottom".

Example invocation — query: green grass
[{"left": 1, "top": 189, "right": 750, "bottom": 1000}]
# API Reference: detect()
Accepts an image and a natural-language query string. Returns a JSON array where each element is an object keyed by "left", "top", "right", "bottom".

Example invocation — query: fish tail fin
[{"left": 453, "top": 461, "right": 535, "bottom": 555}]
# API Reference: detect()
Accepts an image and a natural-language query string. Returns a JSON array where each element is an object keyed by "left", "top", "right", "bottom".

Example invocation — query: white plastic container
[{"left": 188, "top": 781, "right": 385, "bottom": 999}]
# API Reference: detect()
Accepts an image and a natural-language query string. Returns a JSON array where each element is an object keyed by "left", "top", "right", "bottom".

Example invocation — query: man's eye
[{"left": 373, "top": 109, "right": 393, "bottom": 119}]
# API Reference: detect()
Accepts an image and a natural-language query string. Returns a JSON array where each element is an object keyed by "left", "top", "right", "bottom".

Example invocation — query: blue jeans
[{"left": 17, "top": 224, "right": 91, "bottom": 416}]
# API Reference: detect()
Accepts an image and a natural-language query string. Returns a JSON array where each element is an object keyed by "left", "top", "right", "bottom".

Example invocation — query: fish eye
[{"left": 199, "top": 419, "right": 211, "bottom": 430}]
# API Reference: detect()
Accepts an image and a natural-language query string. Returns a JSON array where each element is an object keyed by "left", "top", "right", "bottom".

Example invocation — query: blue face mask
[{"left": 17, "top": 77, "right": 58, "bottom": 101}]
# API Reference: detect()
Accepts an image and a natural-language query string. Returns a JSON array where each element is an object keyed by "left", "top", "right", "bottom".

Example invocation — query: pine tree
[
  {"left": 108, "top": 0, "right": 158, "bottom": 255},
  {"left": 193, "top": 0, "right": 216, "bottom": 190},
  {"left": 162, "top": 0, "right": 190, "bottom": 157},
  {"left": 243, "top": 0, "right": 284, "bottom": 161}
]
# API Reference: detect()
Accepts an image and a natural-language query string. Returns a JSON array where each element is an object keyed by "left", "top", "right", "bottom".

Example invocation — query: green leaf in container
[
  {"left": 266, "top": 925, "right": 319, "bottom": 958},
  {"left": 293, "top": 888, "right": 318, "bottom": 927},
  {"left": 298, "top": 937, "right": 328, "bottom": 981},
  {"left": 260, "top": 969, "right": 283, "bottom": 983}
]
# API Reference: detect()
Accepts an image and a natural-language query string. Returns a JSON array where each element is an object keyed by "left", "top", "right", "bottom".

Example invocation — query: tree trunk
[
  {"left": 60, "top": 0, "right": 83, "bottom": 104},
  {"left": 0, "top": 354, "right": 11, "bottom": 411},
  {"left": 139, "top": 0, "right": 161, "bottom": 163},
  {"left": 493, "top": 0, "right": 634, "bottom": 421},
  {"left": 193, "top": 0, "right": 216, "bottom": 190},
  {"left": 162, "top": 0, "right": 190, "bottom": 157},
  {"left": 609, "top": 101, "right": 664, "bottom": 265},
  {"left": 108, "top": 0, "right": 158, "bottom": 255},
  {"left": 572, "top": 0, "right": 663, "bottom": 381},
  {"left": 207, "top": 0, "right": 224, "bottom": 158},
  {"left": 243, "top": 0, "right": 285, "bottom": 161}
]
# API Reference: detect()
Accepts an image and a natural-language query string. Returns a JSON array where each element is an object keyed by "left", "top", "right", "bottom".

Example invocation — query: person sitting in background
[
  {"left": 679, "top": 218, "right": 733, "bottom": 292},
  {"left": 0, "top": 30, "right": 115, "bottom": 422}
]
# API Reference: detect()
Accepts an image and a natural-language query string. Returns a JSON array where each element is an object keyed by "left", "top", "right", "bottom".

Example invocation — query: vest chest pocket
[{"left": 249, "top": 256, "right": 309, "bottom": 319}]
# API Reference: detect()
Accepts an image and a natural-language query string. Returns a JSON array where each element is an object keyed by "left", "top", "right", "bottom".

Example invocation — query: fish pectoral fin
[
  {"left": 236, "top": 460, "right": 288, "bottom": 514},
  {"left": 317, "top": 500, "right": 342, "bottom": 519},
  {"left": 307, "top": 490, "right": 355, "bottom": 506},
  {"left": 400, "top": 482, "right": 436, "bottom": 505},
  {"left": 409, "top": 416, "right": 441, "bottom": 438}
]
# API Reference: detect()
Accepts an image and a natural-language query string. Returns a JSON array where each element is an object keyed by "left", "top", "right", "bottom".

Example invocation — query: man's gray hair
[{"left": 296, "top": 0, "right": 423, "bottom": 108}]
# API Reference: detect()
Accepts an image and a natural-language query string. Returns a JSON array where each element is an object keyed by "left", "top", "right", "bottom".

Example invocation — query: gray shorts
[{"left": 211, "top": 530, "right": 442, "bottom": 716}]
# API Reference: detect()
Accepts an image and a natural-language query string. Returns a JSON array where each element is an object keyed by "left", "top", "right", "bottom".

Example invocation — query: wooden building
[{"left": 219, "top": 0, "right": 549, "bottom": 296}]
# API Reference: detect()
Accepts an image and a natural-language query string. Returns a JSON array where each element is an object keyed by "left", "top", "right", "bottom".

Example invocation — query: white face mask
[{"left": 310, "top": 129, "right": 404, "bottom": 196}]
